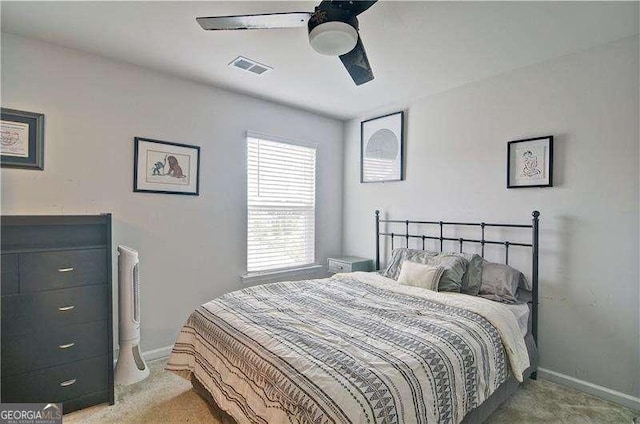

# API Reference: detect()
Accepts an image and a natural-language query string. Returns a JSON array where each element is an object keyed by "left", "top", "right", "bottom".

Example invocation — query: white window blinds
[{"left": 247, "top": 136, "right": 316, "bottom": 272}]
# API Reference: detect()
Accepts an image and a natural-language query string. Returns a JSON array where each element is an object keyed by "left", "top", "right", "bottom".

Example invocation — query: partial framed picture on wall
[
  {"left": 361, "top": 111, "right": 404, "bottom": 183},
  {"left": 134, "top": 137, "right": 200, "bottom": 195},
  {"left": 1, "top": 108, "right": 44, "bottom": 170},
  {"left": 507, "top": 135, "right": 553, "bottom": 188}
]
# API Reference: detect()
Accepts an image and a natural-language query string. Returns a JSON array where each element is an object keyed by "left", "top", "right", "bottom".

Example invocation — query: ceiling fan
[{"left": 196, "top": 0, "right": 378, "bottom": 86}]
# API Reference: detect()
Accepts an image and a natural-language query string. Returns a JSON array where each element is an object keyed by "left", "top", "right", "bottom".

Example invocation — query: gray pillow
[
  {"left": 457, "top": 253, "right": 483, "bottom": 296},
  {"left": 383, "top": 248, "right": 468, "bottom": 292},
  {"left": 383, "top": 248, "right": 437, "bottom": 279},
  {"left": 478, "top": 260, "right": 527, "bottom": 304}
]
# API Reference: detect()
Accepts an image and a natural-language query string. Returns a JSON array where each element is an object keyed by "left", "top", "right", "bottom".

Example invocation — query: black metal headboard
[{"left": 375, "top": 210, "right": 540, "bottom": 349}]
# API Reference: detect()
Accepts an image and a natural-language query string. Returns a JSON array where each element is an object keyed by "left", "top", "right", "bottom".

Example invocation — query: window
[{"left": 247, "top": 135, "right": 316, "bottom": 273}]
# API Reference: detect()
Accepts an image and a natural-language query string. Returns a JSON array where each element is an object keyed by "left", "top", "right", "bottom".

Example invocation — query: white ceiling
[{"left": 2, "top": 1, "right": 638, "bottom": 119}]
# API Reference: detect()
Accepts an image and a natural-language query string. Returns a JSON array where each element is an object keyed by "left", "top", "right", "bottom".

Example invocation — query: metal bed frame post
[{"left": 530, "top": 210, "right": 540, "bottom": 380}]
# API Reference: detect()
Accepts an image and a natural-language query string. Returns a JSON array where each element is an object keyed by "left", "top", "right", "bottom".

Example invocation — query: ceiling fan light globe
[{"left": 309, "top": 21, "right": 358, "bottom": 56}]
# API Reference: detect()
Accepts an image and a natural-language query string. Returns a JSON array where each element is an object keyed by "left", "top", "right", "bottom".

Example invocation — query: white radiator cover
[{"left": 114, "top": 245, "right": 149, "bottom": 385}]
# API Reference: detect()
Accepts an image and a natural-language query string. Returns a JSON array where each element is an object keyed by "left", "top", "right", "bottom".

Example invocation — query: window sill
[{"left": 241, "top": 264, "right": 325, "bottom": 286}]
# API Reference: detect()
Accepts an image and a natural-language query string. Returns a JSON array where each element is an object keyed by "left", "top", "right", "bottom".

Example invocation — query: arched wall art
[{"left": 360, "top": 111, "right": 404, "bottom": 183}]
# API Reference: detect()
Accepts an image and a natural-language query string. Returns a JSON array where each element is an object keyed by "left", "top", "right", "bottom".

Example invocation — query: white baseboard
[
  {"left": 142, "top": 345, "right": 174, "bottom": 362},
  {"left": 538, "top": 367, "right": 640, "bottom": 411}
]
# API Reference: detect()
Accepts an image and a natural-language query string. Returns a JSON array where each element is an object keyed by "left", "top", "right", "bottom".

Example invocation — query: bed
[{"left": 167, "top": 211, "right": 540, "bottom": 424}]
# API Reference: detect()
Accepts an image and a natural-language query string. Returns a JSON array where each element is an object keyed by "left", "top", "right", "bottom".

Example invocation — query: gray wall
[
  {"left": 343, "top": 36, "right": 639, "bottom": 397},
  {"left": 0, "top": 33, "right": 344, "bottom": 351}
]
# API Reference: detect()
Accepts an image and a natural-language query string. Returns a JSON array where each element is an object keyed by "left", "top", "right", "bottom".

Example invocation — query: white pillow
[{"left": 397, "top": 260, "right": 445, "bottom": 291}]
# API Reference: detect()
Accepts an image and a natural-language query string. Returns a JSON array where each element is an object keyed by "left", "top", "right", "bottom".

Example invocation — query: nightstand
[{"left": 327, "top": 256, "right": 373, "bottom": 274}]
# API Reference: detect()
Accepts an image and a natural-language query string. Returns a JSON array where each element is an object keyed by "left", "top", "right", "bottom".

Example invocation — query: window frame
[{"left": 244, "top": 131, "right": 318, "bottom": 276}]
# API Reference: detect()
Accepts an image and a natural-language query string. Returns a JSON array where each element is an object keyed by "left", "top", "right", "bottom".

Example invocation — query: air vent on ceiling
[{"left": 229, "top": 56, "right": 273, "bottom": 76}]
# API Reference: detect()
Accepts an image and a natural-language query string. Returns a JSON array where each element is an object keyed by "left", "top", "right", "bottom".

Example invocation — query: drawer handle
[
  {"left": 60, "top": 379, "right": 76, "bottom": 387},
  {"left": 58, "top": 267, "right": 74, "bottom": 272},
  {"left": 59, "top": 342, "right": 75, "bottom": 349},
  {"left": 58, "top": 305, "right": 75, "bottom": 312},
  {"left": 337, "top": 265, "right": 344, "bottom": 269}
]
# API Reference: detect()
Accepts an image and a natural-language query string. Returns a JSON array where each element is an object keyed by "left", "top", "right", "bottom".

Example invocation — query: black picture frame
[
  {"left": 1, "top": 108, "right": 45, "bottom": 170},
  {"left": 507, "top": 135, "right": 554, "bottom": 188},
  {"left": 361, "top": 111, "right": 405, "bottom": 183},
  {"left": 133, "top": 137, "right": 200, "bottom": 196}
]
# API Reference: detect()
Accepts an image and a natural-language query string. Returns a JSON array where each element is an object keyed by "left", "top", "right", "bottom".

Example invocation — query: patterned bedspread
[{"left": 167, "top": 272, "right": 529, "bottom": 424}]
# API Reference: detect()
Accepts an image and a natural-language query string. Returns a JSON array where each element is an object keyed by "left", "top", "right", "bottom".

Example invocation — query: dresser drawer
[
  {"left": 1, "top": 355, "right": 109, "bottom": 404},
  {"left": 328, "top": 259, "right": 351, "bottom": 273},
  {"left": 327, "top": 257, "right": 373, "bottom": 274},
  {"left": 1, "top": 284, "right": 108, "bottom": 337},
  {"left": 1, "top": 253, "right": 19, "bottom": 295},
  {"left": 20, "top": 249, "right": 107, "bottom": 292},
  {"left": 2, "top": 320, "right": 108, "bottom": 376}
]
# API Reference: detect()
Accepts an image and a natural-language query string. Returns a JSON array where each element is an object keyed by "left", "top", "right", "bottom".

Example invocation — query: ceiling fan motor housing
[{"left": 308, "top": 8, "right": 359, "bottom": 56}]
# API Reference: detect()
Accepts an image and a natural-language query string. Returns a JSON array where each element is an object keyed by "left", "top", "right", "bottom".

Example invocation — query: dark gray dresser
[{"left": 1, "top": 215, "right": 114, "bottom": 413}]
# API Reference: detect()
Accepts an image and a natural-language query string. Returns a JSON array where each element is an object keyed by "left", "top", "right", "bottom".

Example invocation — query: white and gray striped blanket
[{"left": 167, "top": 272, "right": 529, "bottom": 424}]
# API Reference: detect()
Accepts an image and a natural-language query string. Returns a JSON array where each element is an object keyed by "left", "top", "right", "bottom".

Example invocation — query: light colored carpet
[{"left": 64, "top": 360, "right": 638, "bottom": 423}]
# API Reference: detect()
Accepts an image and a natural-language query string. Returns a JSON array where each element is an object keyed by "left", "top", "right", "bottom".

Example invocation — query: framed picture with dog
[{"left": 134, "top": 137, "right": 200, "bottom": 195}]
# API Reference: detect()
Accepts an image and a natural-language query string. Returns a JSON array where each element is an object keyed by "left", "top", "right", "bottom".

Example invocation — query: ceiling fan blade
[
  {"left": 318, "top": 1, "right": 377, "bottom": 16},
  {"left": 339, "top": 36, "right": 374, "bottom": 85},
  {"left": 196, "top": 12, "right": 312, "bottom": 31}
]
